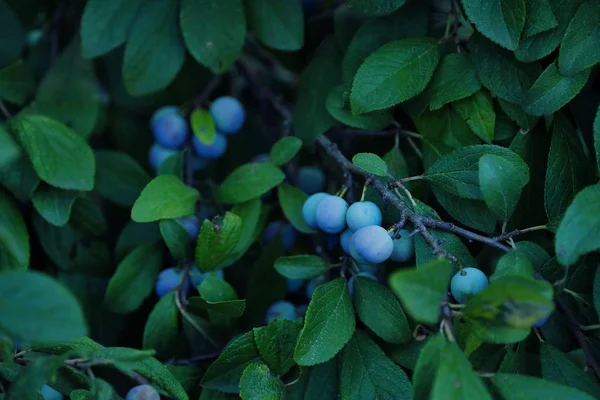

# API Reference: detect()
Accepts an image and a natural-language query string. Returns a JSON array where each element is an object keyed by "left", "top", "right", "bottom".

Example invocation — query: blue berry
[
  {"left": 287, "top": 279, "right": 305, "bottom": 293},
  {"left": 296, "top": 166, "right": 326, "bottom": 195},
  {"left": 40, "top": 385, "right": 63, "bottom": 400},
  {"left": 177, "top": 216, "right": 200, "bottom": 239},
  {"left": 305, "top": 275, "right": 327, "bottom": 300},
  {"left": 155, "top": 268, "right": 187, "bottom": 297},
  {"left": 315, "top": 195, "right": 349, "bottom": 234},
  {"left": 263, "top": 221, "right": 297, "bottom": 252},
  {"left": 534, "top": 314, "right": 550, "bottom": 328},
  {"left": 252, "top": 153, "right": 270, "bottom": 163},
  {"left": 302, "top": 192, "right": 329, "bottom": 229},
  {"left": 450, "top": 267, "right": 488, "bottom": 304},
  {"left": 209, "top": 96, "right": 246, "bottom": 134},
  {"left": 148, "top": 143, "right": 178, "bottom": 170},
  {"left": 346, "top": 201, "right": 382, "bottom": 231},
  {"left": 150, "top": 106, "right": 188, "bottom": 149},
  {"left": 125, "top": 384, "right": 160, "bottom": 400},
  {"left": 390, "top": 229, "right": 415, "bottom": 262},
  {"left": 192, "top": 133, "right": 227, "bottom": 159},
  {"left": 352, "top": 226, "right": 394, "bottom": 264},
  {"left": 348, "top": 272, "right": 378, "bottom": 298},
  {"left": 265, "top": 301, "right": 297, "bottom": 323},
  {"left": 340, "top": 229, "right": 353, "bottom": 253},
  {"left": 189, "top": 265, "right": 224, "bottom": 287}
]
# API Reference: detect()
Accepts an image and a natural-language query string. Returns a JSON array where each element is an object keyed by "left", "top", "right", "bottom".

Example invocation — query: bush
[{"left": 1, "top": 0, "right": 600, "bottom": 398}]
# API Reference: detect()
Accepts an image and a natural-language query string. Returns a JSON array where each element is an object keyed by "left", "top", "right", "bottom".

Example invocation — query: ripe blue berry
[
  {"left": 40, "top": 385, "right": 63, "bottom": 400},
  {"left": 189, "top": 265, "right": 224, "bottom": 287},
  {"left": 340, "top": 229, "right": 353, "bottom": 253},
  {"left": 209, "top": 96, "right": 246, "bottom": 134},
  {"left": 192, "top": 133, "right": 227, "bottom": 159},
  {"left": 450, "top": 267, "right": 488, "bottom": 304},
  {"left": 346, "top": 201, "right": 382, "bottom": 231},
  {"left": 287, "top": 279, "right": 304, "bottom": 293},
  {"left": 150, "top": 106, "right": 189, "bottom": 149},
  {"left": 315, "top": 195, "right": 349, "bottom": 234},
  {"left": 125, "top": 384, "right": 160, "bottom": 400},
  {"left": 263, "top": 221, "right": 297, "bottom": 252},
  {"left": 177, "top": 215, "right": 200, "bottom": 239},
  {"left": 348, "top": 272, "right": 378, "bottom": 298},
  {"left": 252, "top": 153, "right": 270, "bottom": 163},
  {"left": 148, "top": 143, "right": 178, "bottom": 170},
  {"left": 296, "top": 166, "right": 326, "bottom": 195},
  {"left": 155, "top": 268, "right": 187, "bottom": 297},
  {"left": 351, "top": 226, "right": 394, "bottom": 264},
  {"left": 390, "top": 229, "right": 415, "bottom": 262},
  {"left": 305, "top": 275, "right": 327, "bottom": 300},
  {"left": 302, "top": 192, "right": 329, "bottom": 229},
  {"left": 265, "top": 301, "right": 297, "bottom": 323}
]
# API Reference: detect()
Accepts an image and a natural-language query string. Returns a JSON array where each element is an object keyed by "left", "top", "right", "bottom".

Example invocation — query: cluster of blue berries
[
  {"left": 125, "top": 384, "right": 160, "bottom": 400},
  {"left": 148, "top": 96, "right": 246, "bottom": 170}
]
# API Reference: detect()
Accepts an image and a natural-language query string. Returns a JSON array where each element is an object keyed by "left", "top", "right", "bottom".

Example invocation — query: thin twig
[
  {"left": 0, "top": 101, "right": 11, "bottom": 119},
  {"left": 493, "top": 225, "right": 548, "bottom": 242}
]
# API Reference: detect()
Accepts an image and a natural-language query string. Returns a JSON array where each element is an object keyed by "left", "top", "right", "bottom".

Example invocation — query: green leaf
[
  {"left": 7, "top": 355, "right": 66, "bottom": 399},
  {"left": 544, "top": 115, "right": 589, "bottom": 221},
  {"left": 222, "top": 199, "right": 263, "bottom": 267},
  {"left": 293, "top": 37, "right": 341, "bottom": 145},
  {"left": 0, "top": 60, "right": 34, "bottom": 105},
  {"left": 498, "top": 99, "right": 539, "bottom": 131},
  {"left": 277, "top": 184, "right": 315, "bottom": 234},
  {"left": 462, "top": 0, "right": 525, "bottom": 50},
  {"left": 341, "top": 330, "right": 413, "bottom": 399},
  {"left": 326, "top": 84, "right": 393, "bottom": 129},
  {"left": 31, "top": 185, "right": 80, "bottom": 227},
  {"left": 422, "top": 53, "right": 481, "bottom": 111},
  {"left": 195, "top": 212, "right": 242, "bottom": 272},
  {"left": 192, "top": 275, "right": 245, "bottom": 322},
  {"left": 350, "top": 38, "right": 440, "bottom": 114},
  {"left": 491, "top": 250, "right": 534, "bottom": 282},
  {"left": 131, "top": 175, "right": 199, "bottom": 223},
  {"left": 555, "top": 184, "right": 600, "bottom": 267},
  {"left": 524, "top": 61, "right": 590, "bottom": 117},
  {"left": 202, "top": 331, "right": 261, "bottom": 393},
  {"left": 595, "top": 106, "right": 600, "bottom": 172},
  {"left": 14, "top": 115, "right": 95, "bottom": 191},
  {"left": 123, "top": 0, "right": 185, "bottom": 95},
  {"left": 382, "top": 142, "right": 409, "bottom": 180},
  {"left": 352, "top": 153, "right": 388, "bottom": 176},
  {"left": 388, "top": 259, "right": 453, "bottom": 324},
  {"left": 246, "top": 0, "right": 304, "bottom": 51},
  {"left": 158, "top": 150, "right": 185, "bottom": 180},
  {"left": 94, "top": 150, "right": 150, "bottom": 207},
  {"left": 160, "top": 219, "right": 191, "bottom": 261},
  {"left": 541, "top": 342, "right": 600, "bottom": 397},
  {"left": 180, "top": 0, "right": 246, "bottom": 73},
  {"left": 0, "top": 1, "right": 24, "bottom": 67},
  {"left": 524, "top": 0, "right": 558, "bottom": 37},
  {"left": 492, "top": 373, "right": 596, "bottom": 400},
  {"left": 191, "top": 108, "right": 216, "bottom": 145},
  {"left": 143, "top": 293, "right": 178, "bottom": 357},
  {"left": 479, "top": 153, "right": 530, "bottom": 222},
  {"left": 274, "top": 255, "right": 330, "bottom": 280},
  {"left": 413, "top": 335, "right": 446, "bottom": 398},
  {"left": 254, "top": 320, "right": 302, "bottom": 375},
  {"left": 80, "top": 0, "right": 145, "bottom": 58},
  {"left": 270, "top": 137, "right": 302, "bottom": 167},
  {"left": 104, "top": 244, "right": 163, "bottom": 314},
  {"left": 452, "top": 91, "right": 496, "bottom": 143},
  {"left": 0, "top": 125, "right": 20, "bottom": 171},
  {"left": 69, "top": 195, "right": 108, "bottom": 237},
  {"left": 116, "top": 221, "right": 162, "bottom": 263},
  {"left": 239, "top": 364, "right": 285, "bottom": 400},
  {"left": 430, "top": 186, "right": 497, "bottom": 233},
  {"left": 0, "top": 191, "right": 29, "bottom": 272},
  {"left": 294, "top": 278, "right": 355, "bottom": 366},
  {"left": 346, "top": 0, "right": 406, "bottom": 16},
  {"left": 354, "top": 278, "right": 411, "bottom": 344},
  {"left": 216, "top": 162, "right": 285, "bottom": 204},
  {"left": 559, "top": 0, "right": 600, "bottom": 76},
  {"left": 0, "top": 270, "right": 87, "bottom": 342}
]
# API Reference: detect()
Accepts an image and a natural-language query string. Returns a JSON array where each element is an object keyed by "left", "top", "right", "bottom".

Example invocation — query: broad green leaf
[
  {"left": 382, "top": 142, "right": 409, "bottom": 180},
  {"left": 0, "top": 1, "right": 24, "bottom": 66},
  {"left": 239, "top": 364, "right": 285, "bottom": 400},
  {"left": 354, "top": 278, "right": 411, "bottom": 344},
  {"left": 524, "top": 0, "right": 557, "bottom": 37},
  {"left": 341, "top": 330, "right": 413, "bottom": 399},
  {"left": 0, "top": 60, "right": 34, "bottom": 105},
  {"left": 160, "top": 219, "right": 191, "bottom": 261},
  {"left": 193, "top": 275, "right": 245, "bottom": 323},
  {"left": 253, "top": 320, "right": 302, "bottom": 375},
  {"left": 0, "top": 125, "right": 20, "bottom": 171},
  {"left": 69, "top": 195, "right": 108, "bottom": 237},
  {"left": 131, "top": 175, "right": 199, "bottom": 222},
  {"left": 7, "top": 355, "right": 66, "bottom": 399},
  {"left": 479, "top": 153, "right": 530, "bottom": 222},
  {"left": 191, "top": 108, "right": 216, "bottom": 144},
  {"left": 188, "top": 296, "right": 246, "bottom": 319},
  {"left": 286, "top": 358, "right": 338, "bottom": 399},
  {"left": 524, "top": 61, "right": 590, "bottom": 117},
  {"left": 294, "top": 278, "right": 355, "bottom": 366},
  {"left": 180, "top": 0, "right": 246, "bottom": 73},
  {"left": 31, "top": 212, "right": 76, "bottom": 270},
  {"left": 430, "top": 185, "right": 497, "bottom": 233},
  {"left": 595, "top": 106, "right": 600, "bottom": 172},
  {"left": 326, "top": 84, "right": 394, "bottom": 129},
  {"left": 462, "top": 0, "right": 526, "bottom": 50},
  {"left": 388, "top": 259, "right": 453, "bottom": 324},
  {"left": 14, "top": 115, "right": 95, "bottom": 191},
  {"left": 413, "top": 334, "right": 446, "bottom": 399},
  {"left": 143, "top": 293, "right": 178, "bottom": 357},
  {"left": 195, "top": 212, "right": 242, "bottom": 272},
  {"left": 422, "top": 53, "right": 481, "bottom": 110},
  {"left": 246, "top": 0, "right": 304, "bottom": 51},
  {"left": 31, "top": 185, "right": 80, "bottom": 226},
  {"left": 544, "top": 115, "right": 589, "bottom": 221},
  {"left": 123, "top": 0, "right": 185, "bottom": 95},
  {"left": 350, "top": 38, "right": 440, "bottom": 114},
  {"left": 352, "top": 153, "right": 388, "bottom": 176},
  {"left": 346, "top": 0, "right": 406, "bottom": 16},
  {"left": 559, "top": 0, "right": 600, "bottom": 76},
  {"left": 94, "top": 150, "right": 150, "bottom": 207},
  {"left": 158, "top": 151, "right": 185, "bottom": 180},
  {"left": 293, "top": 37, "right": 341, "bottom": 145},
  {"left": 541, "top": 342, "right": 600, "bottom": 397},
  {"left": 278, "top": 184, "right": 315, "bottom": 234},
  {"left": 490, "top": 250, "right": 534, "bottom": 281},
  {"left": 0, "top": 191, "right": 28, "bottom": 271},
  {"left": 216, "top": 162, "right": 285, "bottom": 204},
  {"left": 274, "top": 255, "right": 330, "bottom": 280},
  {"left": 80, "top": 0, "right": 145, "bottom": 58},
  {"left": 452, "top": 91, "right": 496, "bottom": 143},
  {"left": 116, "top": 221, "right": 162, "bottom": 263},
  {"left": 202, "top": 331, "right": 261, "bottom": 393},
  {"left": 0, "top": 271, "right": 87, "bottom": 342},
  {"left": 492, "top": 373, "right": 596, "bottom": 400},
  {"left": 1, "top": 156, "right": 43, "bottom": 202},
  {"left": 104, "top": 244, "right": 163, "bottom": 314},
  {"left": 498, "top": 99, "right": 539, "bottom": 131},
  {"left": 222, "top": 199, "right": 263, "bottom": 266},
  {"left": 270, "top": 137, "right": 302, "bottom": 167},
  {"left": 555, "top": 184, "right": 600, "bottom": 267}
]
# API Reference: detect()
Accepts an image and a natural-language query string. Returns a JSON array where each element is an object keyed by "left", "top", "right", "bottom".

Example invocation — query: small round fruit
[
  {"left": 296, "top": 166, "right": 326, "bottom": 195},
  {"left": 305, "top": 275, "right": 327, "bottom": 300},
  {"left": 340, "top": 229, "right": 353, "bottom": 253},
  {"left": 177, "top": 215, "right": 200, "bottom": 239},
  {"left": 352, "top": 226, "right": 394, "bottom": 264},
  {"left": 287, "top": 279, "right": 304, "bottom": 293},
  {"left": 263, "top": 221, "right": 297, "bottom": 252},
  {"left": 302, "top": 192, "right": 329, "bottom": 229},
  {"left": 252, "top": 153, "right": 270, "bottom": 163},
  {"left": 450, "top": 267, "right": 489, "bottom": 304},
  {"left": 155, "top": 268, "right": 187, "bottom": 297},
  {"left": 390, "top": 229, "right": 415, "bottom": 262},
  {"left": 189, "top": 265, "right": 224, "bottom": 287},
  {"left": 125, "top": 384, "right": 160, "bottom": 400},
  {"left": 348, "top": 272, "right": 377, "bottom": 298},
  {"left": 315, "top": 195, "right": 349, "bottom": 233},
  {"left": 40, "top": 385, "right": 63, "bottom": 400},
  {"left": 265, "top": 301, "right": 297, "bottom": 323},
  {"left": 148, "top": 143, "right": 178, "bottom": 170},
  {"left": 150, "top": 106, "right": 189, "bottom": 149},
  {"left": 209, "top": 96, "right": 246, "bottom": 134},
  {"left": 346, "top": 201, "right": 382, "bottom": 231},
  {"left": 192, "top": 133, "right": 228, "bottom": 159}
]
